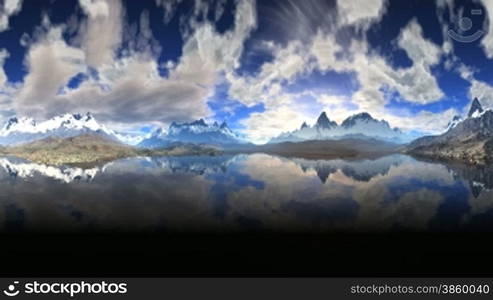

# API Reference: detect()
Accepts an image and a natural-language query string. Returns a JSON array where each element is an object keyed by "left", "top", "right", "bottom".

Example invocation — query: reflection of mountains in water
[
  {"left": 147, "top": 155, "right": 236, "bottom": 175},
  {"left": 0, "top": 155, "right": 238, "bottom": 183},
  {"left": 446, "top": 163, "right": 493, "bottom": 198},
  {"left": 293, "top": 155, "right": 493, "bottom": 197},
  {"left": 291, "top": 154, "right": 411, "bottom": 183},
  {"left": 2, "top": 153, "right": 493, "bottom": 197},
  {"left": 0, "top": 156, "right": 101, "bottom": 183}
]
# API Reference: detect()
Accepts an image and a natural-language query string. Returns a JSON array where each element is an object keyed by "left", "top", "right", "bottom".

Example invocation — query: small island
[{"left": 1, "top": 134, "right": 222, "bottom": 166}]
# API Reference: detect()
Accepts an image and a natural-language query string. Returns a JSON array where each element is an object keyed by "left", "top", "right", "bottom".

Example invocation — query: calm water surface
[{"left": 0, "top": 154, "right": 492, "bottom": 233}]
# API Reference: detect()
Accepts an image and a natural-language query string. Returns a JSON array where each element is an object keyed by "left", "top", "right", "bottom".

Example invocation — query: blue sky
[{"left": 1, "top": 0, "right": 493, "bottom": 143}]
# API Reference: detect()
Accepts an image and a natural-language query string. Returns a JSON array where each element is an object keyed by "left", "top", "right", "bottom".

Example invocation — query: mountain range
[
  {"left": 0, "top": 113, "right": 248, "bottom": 149},
  {"left": 138, "top": 119, "right": 246, "bottom": 148},
  {"left": 405, "top": 98, "right": 493, "bottom": 164},
  {"left": 269, "top": 112, "right": 419, "bottom": 144},
  {"left": 0, "top": 113, "right": 142, "bottom": 146},
  {"left": 1, "top": 98, "right": 493, "bottom": 166},
  {"left": 0, "top": 110, "right": 418, "bottom": 148}
]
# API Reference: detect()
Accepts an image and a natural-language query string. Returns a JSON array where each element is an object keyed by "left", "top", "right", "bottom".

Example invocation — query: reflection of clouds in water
[
  {"left": 0, "top": 153, "right": 492, "bottom": 233},
  {"left": 355, "top": 187, "right": 444, "bottom": 231},
  {"left": 462, "top": 189, "right": 493, "bottom": 225},
  {"left": 346, "top": 160, "right": 455, "bottom": 231},
  {"left": 0, "top": 158, "right": 220, "bottom": 232},
  {"left": 229, "top": 154, "right": 465, "bottom": 232},
  {"left": 385, "top": 161, "right": 456, "bottom": 185},
  {"left": 144, "top": 155, "right": 237, "bottom": 175},
  {"left": 225, "top": 154, "right": 357, "bottom": 231},
  {"left": 392, "top": 190, "right": 443, "bottom": 230}
]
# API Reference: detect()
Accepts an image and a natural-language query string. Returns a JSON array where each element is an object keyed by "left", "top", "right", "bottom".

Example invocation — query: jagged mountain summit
[
  {"left": 270, "top": 111, "right": 416, "bottom": 144},
  {"left": 468, "top": 97, "right": 484, "bottom": 118},
  {"left": 138, "top": 119, "right": 245, "bottom": 148},
  {"left": 444, "top": 97, "right": 486, "bottom": 131},
  {"left": 315, "top": 112, "right": 337, "bottom": 129},
  {"left": 406, "top": 98, "right": 493, "bottom": 164},
  {"left": 0, "top": 113, "right": 126, "bottom": 146}
]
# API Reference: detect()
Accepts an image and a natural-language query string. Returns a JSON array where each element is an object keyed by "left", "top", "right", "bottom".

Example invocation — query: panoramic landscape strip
[{"left": 0, "top": 98, "right": 491, "bottom": 166}]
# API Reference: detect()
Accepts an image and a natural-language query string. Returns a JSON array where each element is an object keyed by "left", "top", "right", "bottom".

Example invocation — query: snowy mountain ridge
[
  {"left": 1, "top": 113, "right": 112, "bottom": 136},
  {"left": 139, "top": 119, "right": 245, "bottom": 148},
  {"left": 445, "top": 98, "right": 492, "bottom": 132},
  {"left": 270, "top": 111, "right": 417, "bottom": 144},
  {"left": 0, "top": 113, "right": 140, "bottom": 146}
]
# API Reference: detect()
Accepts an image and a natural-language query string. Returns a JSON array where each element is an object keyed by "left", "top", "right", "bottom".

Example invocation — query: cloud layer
[
  {"left": 1, "top": 0, "right": 492, "bottom": 142},
  {"left": 6, "top": 0, "right": 256, "bottom": 131}
]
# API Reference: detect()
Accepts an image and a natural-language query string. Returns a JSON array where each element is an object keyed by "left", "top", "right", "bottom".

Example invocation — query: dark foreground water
[{"left": 1, "top": 153, "right": 492, "bottom": 233}]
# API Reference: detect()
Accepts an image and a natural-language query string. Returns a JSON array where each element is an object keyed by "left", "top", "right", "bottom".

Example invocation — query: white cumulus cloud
[
  {"left": 337, "top": 0, "right": 388, "bottom": 29},
  {"left": 8, "top": 0, "right": 257, "bottom": 133},
  {"left": 0, "top": 0, "right": 23, "bottom": 32}
]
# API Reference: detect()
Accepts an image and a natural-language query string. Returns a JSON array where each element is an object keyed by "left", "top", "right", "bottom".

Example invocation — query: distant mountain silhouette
[
  {"left": 139, "top": 119, "right": 245, "bottom": 148},
  {"left": 270, "top": 111, "right": 418, "bottom": 144}
]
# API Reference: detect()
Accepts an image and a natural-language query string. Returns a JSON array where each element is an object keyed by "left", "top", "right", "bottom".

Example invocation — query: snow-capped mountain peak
[
  {"left": 270, "top": 110, "right": 414, "bottom": 144},
  {"left": 468, "top": 98, "right": 484, "bottom": 118},
  {"left": 0, "top": 112, "right": 147, "bottom": 146},
  {"left": 151, "top": 127, "right": 165, "bottom": 138},
  {"left": 0, "top": 113, "right": 131, "bottom": 145},
  {"left": 315, "top": 112, "right": 337, "bottom": 129},
  {"left": 167, "top": 119, "right": 238, "bottom": 137},
  {"left": 0, "top": 112, "right": 114, "bottom": 137},
  {"left": 442, "top": 98, "right": 492, "bottom": 133},
  {"left": 2, "top": 116, "right": 37, "bottom": 132},
  {"left": 341, "top": 112, "right": 382, "bottom": 128},
  {"left": 138, "top": 119, "right": 245, "bottom": 148},
  {"left": 446, "top": 115, "right": 463, "bottom": 131},
  {"left": 189, "top": 119, "right": 207, "bottom": 127}
]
